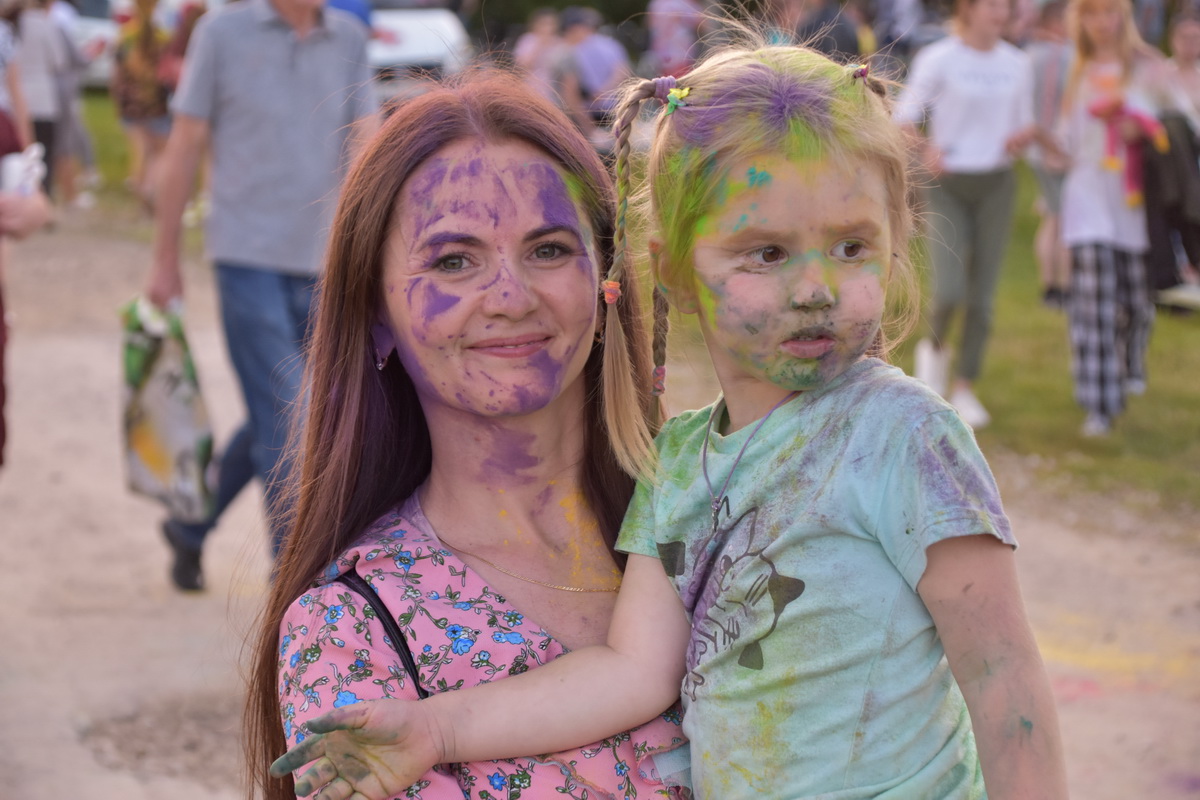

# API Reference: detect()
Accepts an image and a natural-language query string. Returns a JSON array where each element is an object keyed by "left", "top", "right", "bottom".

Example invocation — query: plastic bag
[{"left": 120, "top": 296, "right": 213, "bottom": 523}]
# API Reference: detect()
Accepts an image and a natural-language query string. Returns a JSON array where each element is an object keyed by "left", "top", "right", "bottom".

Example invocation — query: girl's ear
[
  {"left": 650, "top": 237, "right": 699, "bottom": 315},
  {"left": 371, "top": 314, "right": 397, "bottom": 362}
]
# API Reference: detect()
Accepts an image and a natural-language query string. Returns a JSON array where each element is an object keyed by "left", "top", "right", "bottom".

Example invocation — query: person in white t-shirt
[{"left": 895, "top": 0, "right": 1036, "bottom": 430}]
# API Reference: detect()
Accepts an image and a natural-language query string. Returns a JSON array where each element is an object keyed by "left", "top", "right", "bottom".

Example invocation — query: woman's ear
[
  {"left": 371, "top": 315, "right": 397, "bottom": 364},
  {"left": 650, "top": 237, "right": 699, "bottom": 315}
]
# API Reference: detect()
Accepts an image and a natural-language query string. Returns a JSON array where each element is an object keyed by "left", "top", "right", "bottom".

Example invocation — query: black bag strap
[{"left": 337, "top": 570, "right": 430, "bottom": 700}]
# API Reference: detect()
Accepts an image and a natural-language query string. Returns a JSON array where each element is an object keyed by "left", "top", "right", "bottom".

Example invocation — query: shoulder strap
[{"left": 337, "top": 570, "right": 430, "bottom": 700}]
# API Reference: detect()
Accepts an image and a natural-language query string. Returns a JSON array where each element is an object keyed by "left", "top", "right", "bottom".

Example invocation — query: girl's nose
[{"left": 790, "top": 264, "right": 835, "bottom": 310}]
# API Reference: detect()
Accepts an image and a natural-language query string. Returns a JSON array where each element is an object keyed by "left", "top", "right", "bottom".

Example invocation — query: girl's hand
[{"left": 269, "top": 699, "right": 448, "bottom": 800}]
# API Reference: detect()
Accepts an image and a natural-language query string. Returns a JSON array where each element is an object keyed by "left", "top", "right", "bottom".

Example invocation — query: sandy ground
[{"left": 0, "top": 213, "right": 1198, "bottom": 799}]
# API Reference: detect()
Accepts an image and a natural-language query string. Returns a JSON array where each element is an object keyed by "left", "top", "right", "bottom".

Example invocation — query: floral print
[{"left": 279, "top": 495, "right": 688, "bottom": 800}]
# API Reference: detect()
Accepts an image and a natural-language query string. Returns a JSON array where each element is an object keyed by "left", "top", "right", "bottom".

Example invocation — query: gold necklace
[{"left": 442, "top": 539, "right": 621, "bottom": 593}]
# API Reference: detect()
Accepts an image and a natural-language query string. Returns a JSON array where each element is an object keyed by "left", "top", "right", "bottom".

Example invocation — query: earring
[{"left": 375, "top": 352, "right": 388, "bottom": 371}]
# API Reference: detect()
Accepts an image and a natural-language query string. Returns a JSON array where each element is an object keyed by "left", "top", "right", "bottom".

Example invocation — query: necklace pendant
[{"left": 710, "top": 495, "right": 730, "bottom": 533}]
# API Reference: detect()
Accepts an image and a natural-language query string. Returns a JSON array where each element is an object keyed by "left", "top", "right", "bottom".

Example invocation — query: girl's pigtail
[{"left": 601, "top": 78, "right": 662, "bottom": 477}]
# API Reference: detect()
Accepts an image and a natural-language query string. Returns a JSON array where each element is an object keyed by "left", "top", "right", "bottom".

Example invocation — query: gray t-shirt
[{"left": 172, "top": 0, "right": 376, "bottom": 274}]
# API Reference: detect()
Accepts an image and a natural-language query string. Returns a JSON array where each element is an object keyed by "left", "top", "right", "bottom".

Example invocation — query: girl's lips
[
  {"left": 781, "top": 336, "right": 834, "bottom": 359},
  {"left": 468, "top": 335, "right": 552, "bottom": 358}
]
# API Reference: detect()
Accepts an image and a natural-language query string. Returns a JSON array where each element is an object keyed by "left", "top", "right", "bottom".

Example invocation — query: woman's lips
[{"left": 469, "top": 335, "right": 552, "bottom": 358}]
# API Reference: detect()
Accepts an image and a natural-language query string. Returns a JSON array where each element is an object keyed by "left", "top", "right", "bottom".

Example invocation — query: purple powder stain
[
  {"left": 528, "top": 162, "right": 580, "bottom": 231},
  {"left": 480, "top": 427, "right": 542, "bottom": 485},
  {"left": 449, "top": 156, "right": 484, "bottom": 182},
  {"left": 1166, "top": 774, "right": 1200, "bottom": 793},
  {"left": 421, "top": 280, "right": 460, "bottom": 321}
]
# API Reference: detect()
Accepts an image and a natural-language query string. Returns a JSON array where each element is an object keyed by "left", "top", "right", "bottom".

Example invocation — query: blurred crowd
[{"left": 0, "top": 0, "right": 1197, "bottom": 579}]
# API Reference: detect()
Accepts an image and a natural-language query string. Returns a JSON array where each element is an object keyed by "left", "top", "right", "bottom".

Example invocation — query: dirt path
[{"left": 1, "top": 214, "right": 1197, "bottom": 799}]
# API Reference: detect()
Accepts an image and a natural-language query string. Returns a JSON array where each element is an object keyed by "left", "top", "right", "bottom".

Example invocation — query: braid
[
  {"left": 650, "top": 287, "right": 670, "bottom": 397},
  {"left": 599, "top": 80, "right": 661, "bottom": 478},
  {"left": 609, "top": 80, "right": 657, "bottom": 294}
]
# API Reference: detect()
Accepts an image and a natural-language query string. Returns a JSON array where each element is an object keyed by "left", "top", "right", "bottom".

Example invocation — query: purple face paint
[{"left": 480, "top": 427, "right": 542, "bottom": 485}]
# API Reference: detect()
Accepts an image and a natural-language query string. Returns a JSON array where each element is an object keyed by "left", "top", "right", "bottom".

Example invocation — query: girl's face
[
  {"left": 1172, "top": 19, "right": 1200, "bottom": 63},
  {"left": 681, "top": 152, "right": 890, "bottom": 413},
  {"left": 1079, "top": 1, "right": 1125, "bottom": 49},
  {"left": 379, "top": 137, "right": 600, "bottom": 422}
]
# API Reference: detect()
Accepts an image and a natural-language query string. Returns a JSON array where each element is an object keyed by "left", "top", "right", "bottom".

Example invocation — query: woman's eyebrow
[
  {"left": 523, "top": 224, "right": 580, "bottom": 243},
  {"left": 418, "top": 231, "right": 484, "bottom": 251}
]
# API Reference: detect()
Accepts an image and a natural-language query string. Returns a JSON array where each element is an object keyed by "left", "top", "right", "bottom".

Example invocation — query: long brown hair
[{"left": 244, "top": 70, "right": 659, "bottom": 800}]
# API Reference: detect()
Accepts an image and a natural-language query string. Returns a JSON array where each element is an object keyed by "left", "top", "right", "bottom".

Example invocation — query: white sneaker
[
  {"left": 949, "top": 386, "right": 991, "bottom": 429},
  {"left": 1081, "top": 413, "right": 1111, "bottom": 437},
  {"left": 914, "top": 339, "right": 949, "bottom": 397}
]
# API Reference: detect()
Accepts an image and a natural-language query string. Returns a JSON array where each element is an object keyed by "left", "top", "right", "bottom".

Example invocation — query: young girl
[
  {"left": 271, "top": 44, "right": 1067, "bottom": 800},
  {"left": 1058, "top": 0, "right": 1166, "bottom": 436}
]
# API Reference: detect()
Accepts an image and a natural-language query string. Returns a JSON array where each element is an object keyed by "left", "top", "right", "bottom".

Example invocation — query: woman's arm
[
  {"left": 919, "top": 534, "right": 1068, "bottom": 800},
  {"left": 273, "top": 553, "right": 691, "bottom": 799}
]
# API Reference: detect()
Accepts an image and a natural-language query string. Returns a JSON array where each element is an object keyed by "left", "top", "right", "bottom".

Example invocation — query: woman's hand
[{"left": 269, "top": 699, "right": 448, "bottom": 800}]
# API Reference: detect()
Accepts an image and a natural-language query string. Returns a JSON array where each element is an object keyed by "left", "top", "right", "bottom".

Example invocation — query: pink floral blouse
[{"left": 278, "top": 495, "right": 689, "bottom": 800}]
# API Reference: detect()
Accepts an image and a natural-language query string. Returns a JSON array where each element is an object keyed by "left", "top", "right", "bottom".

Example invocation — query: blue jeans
[{"left": 172, "top": 262, "right": 316, "bottom": 556}]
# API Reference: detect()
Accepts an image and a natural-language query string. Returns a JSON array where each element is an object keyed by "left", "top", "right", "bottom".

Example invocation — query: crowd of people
[{"left": 0, "top": 0, "right": 1196, "bottom": 797}]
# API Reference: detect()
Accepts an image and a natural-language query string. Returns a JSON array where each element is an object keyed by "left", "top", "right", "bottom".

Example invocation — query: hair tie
[
  {"left": 850, "top": 63, "right": 869, "bottom": 80},
  {"left": 665, "top": 86, "right": 690, "bottom": 115},
  {"left": 602, "top": 280, "right": 622, "bottom": 304},
  {"left": 651, "top": 365, "right": 666, "bottom": 396},
  {"left": 651, "top": 75, "right": 677, "bottom": 102}
]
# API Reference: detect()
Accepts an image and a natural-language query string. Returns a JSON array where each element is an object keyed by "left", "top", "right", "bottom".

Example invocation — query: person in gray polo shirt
[{"left": 144, "top": 0, "right": 379, "bottom": 590}]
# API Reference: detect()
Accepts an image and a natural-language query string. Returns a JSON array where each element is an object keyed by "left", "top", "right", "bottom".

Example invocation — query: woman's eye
[
  {"left": 433, "top": 254, "right": 468, "bottom": 272},
  {"left": 532, "top": 242, "right": 570, "bottom": 261},
  {"left": 832, "top": 240, "right": 866, "bottom": 260},
  {"left": 751, "top": 245, "right": 788, "bottom": 265}
]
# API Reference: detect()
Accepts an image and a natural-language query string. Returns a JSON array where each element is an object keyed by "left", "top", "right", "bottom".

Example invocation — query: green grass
[
  {"left": 77, "top": 88, "right": 1200, "bottom": 513},
  {"left": 902, "top": 165, "right": 1200, "bottom": 515}
]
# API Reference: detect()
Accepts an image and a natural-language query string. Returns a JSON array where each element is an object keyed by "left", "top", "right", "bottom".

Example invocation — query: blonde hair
[
  {"left": 609, "top": 41, "right": 919, "bottom": 380},
  {"left": 1064, "top": 0, "right": 1149, "bottom": 100}
]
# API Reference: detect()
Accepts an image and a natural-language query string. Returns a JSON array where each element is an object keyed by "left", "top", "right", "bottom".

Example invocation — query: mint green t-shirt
[{"left": 618, "top": 359, "right": 1015, "bottom": 799}]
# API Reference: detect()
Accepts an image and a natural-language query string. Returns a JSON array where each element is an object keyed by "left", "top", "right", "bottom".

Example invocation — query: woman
[
  {"left": 245, "top": 70, "right": 688, "bottom": 800},
  {"left": 1058, "top": 0, "right": 1165, "bottom": 435},
  {"left": 110, "top": 0, "right": 169, "bottom": 211},
  {"left": 895, "top": 0, "right": 1035, "bottom": 429}
]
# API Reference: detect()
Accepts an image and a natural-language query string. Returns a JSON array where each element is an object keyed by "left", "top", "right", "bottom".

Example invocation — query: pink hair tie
[
  {"left": 851, "top": 64, "right": 869, "bottom": 80},
  {"left": 602, "top": 280, "right": 622, "bottom": 304},
  {"left": 652, "top": 76, "right": 677, "bottom": 102},
  {"left": 651, "top": 365, "right": 667, "bottom": 396}
]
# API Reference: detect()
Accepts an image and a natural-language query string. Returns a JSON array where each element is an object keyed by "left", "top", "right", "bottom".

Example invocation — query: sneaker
[
  {"left": 71, "top": 190, "right": 96, "bottom": 210},
  {"left": 1125, "top": 378, "right": 1146, "bottom": 396},
  {"left": 949, "top": 386, "right": 991, "bottom": 429},
  {"left": 161, "top": 519, "right": 204, "bottom": 591},
  {"left": 914, "top": 338, "right": 949, "bottom": 397},
  {"left": 1081, "top": 413, "right": 1111, "bottom": 437},
  {"left": 1042, "top": 286, "right": 1066, "bottom": 310}
]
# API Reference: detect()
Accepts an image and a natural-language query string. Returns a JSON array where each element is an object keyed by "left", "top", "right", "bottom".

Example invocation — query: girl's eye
[
  {"left": 433, "top": 254, "right": 468, "bottom": 272},
  {"left": 751, "top": 245, "right": 788, "bottom": 265},
  {"left": 832, "top": 240, "right": 866, "bottom": 261}
]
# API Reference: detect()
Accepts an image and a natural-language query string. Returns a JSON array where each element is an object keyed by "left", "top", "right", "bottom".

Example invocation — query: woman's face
[
  {"left": 1172, "top": 19, "right": 1200, "bottom": 63},
  {"left": 379, "top": 137, "right": 601, "bottom": 422},
  {"left": 1079, "top": 0, "right": 1125, "bottom": 49}
]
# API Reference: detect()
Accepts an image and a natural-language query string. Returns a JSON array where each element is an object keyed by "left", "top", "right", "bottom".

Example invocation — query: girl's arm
[
  {"left": 273, "top": 554, "right": 691, "bottom": 799},
  {"left": 919, "top": 534, "right": 1068, "bottom": 800}
]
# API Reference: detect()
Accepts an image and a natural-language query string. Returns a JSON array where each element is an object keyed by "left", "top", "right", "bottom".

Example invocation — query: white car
[{"left": 367, "top": 1, "right": 472, "bottom": 104}]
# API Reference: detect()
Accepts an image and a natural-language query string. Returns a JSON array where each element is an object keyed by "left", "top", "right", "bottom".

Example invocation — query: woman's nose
[{"left": 481, "top": 263, "right": 539, "bottom": 318}]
